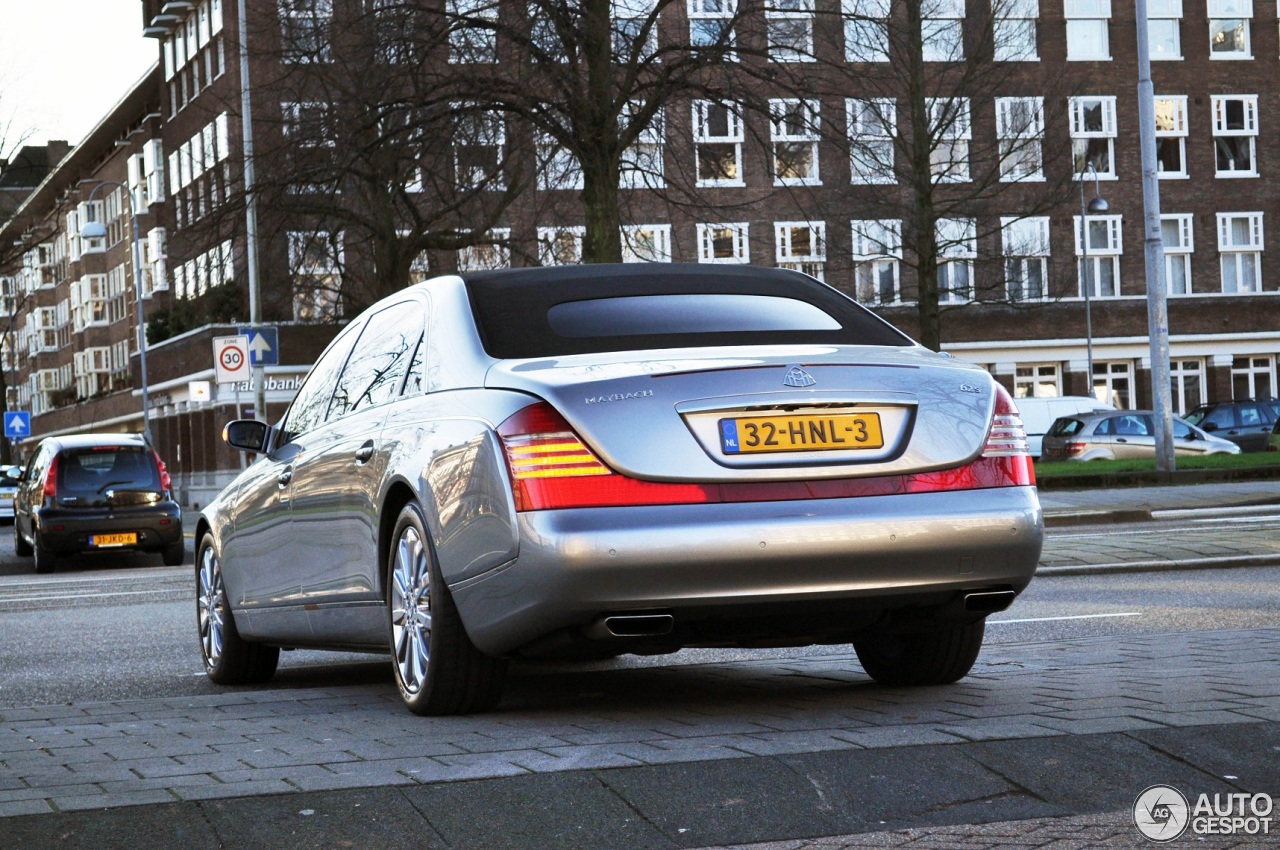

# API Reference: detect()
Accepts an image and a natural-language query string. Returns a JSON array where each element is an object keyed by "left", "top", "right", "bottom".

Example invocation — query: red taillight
[
  {"left": 43, "top": 455, "right": 59, "bottom": 499},
  {"left": 977, "top": 385, "right": 1035, "bottom": 486},
  {"left": 497, "top": 400, "right": 1035, "bottom": 512},
  {"left": 153, "top": 450, "right": 172, "bottom": 491},
  {"left": 1065, "top": 441, "right": 1085, "bottom": 456}
]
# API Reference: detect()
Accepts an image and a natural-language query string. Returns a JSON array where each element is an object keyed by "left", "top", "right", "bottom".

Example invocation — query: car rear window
[
  {"left": 58, "top": 447, "right": 160, "bottom": 497},
  {"left": 1047, "top": 418, "right": 1084, "bottom": 437},
  {"left": 464, "top": 265, "right": 912, "bottom": 358}
]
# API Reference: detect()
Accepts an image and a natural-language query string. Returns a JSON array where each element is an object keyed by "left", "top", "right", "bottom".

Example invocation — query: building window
[
  {"left": 279, "top": 0, "right": 332, "bottom": 62},
  {"left": 1217, "top": 212, "right": 1263, "bottom": 292},
  {"left": 1069, "top": 96, "right": 1117, "bottom": 178},
  {"left": 1149, "top": 0, "right": 1182, "bottom": 58},
  {"left": 613, "top": 0, "right": 659, "bottom": 60},
  {"left": 288, "top": 231, "right": 344, "bottom": 322},
  {"left": 689, "top": 0, "right": 736, "bottom": 53},
  {"left": 447, "top": 0, "right": 498, "bottom": 63},
  {"left": 766, "top": 0, "right": 814, "bottom": 61},
  {"left": 1209, "top": 0, "right": 1251, "bottom": 57},
  {"left": 843, "top": 0, "right": 889, "bottom": 61},
  {"left": 536, "top": 132, "right": 584, "bottom": 191},
  {"left": 1075, "top": 214, "right": 1122, "bottom": 297},
  {"left": 1212, "top": 95, "right": 1258, "bottom": 177},
  {"left": 1161, "top": 214, "right": 1194, "bottom": 295},
  {"left": 996, "top": 97, "right": 1045, "bottom": 181},
  {"left": 1232, "top": 355, "right": 1274, "bottom": 397},
  {"left": 852, "top": 219, "right": 902, "bottom": 305},
  {"left": 928, "top": 97, "right": 971, "bottom": 183},
  {"left": 1065, "top": 0, "right": 1110, "bottom": 59},
  {"left": 775, "top": 221, "right": 826, "bottom": 280},
  {"left": 1154, "top": 96, "right": 1188, "bottom": 178},
  {"left": 458, "top": 229, "right": 512, "bottom": 271},
  {"left": 994, "top": 0, "right": 1039, "bottom": 60},
  {"left": 1015, "top": 363, "right": 1061, "bottom": 398},
  {"left": 770, "top": 99, "right": 820, "bottom": 185},
  {"left": 847, "top": 98, "right": 896, "bottom": 184},
  {"left": 693, "top": 100, "right": 744, "bottom": 186},
  {"left": 281, "top": 101, "right": 335, "bottom": 147},
  {"left": 1094, "top": 361, "right": 1132, "bottom": 408},
  {"left": 622, "top": 224, "right": 672, "bottom": 262},
  {"left": 455, "top": 108, "right": 505, "bottom": 190},
  {"left": 1002, "top": 216, "right": 1050, "bottom": 301},
  {"left": 1169, "top": 359, "right": 1204, "bottom": 414},
  {"left": 620, "top": 105, "right": 665, "bottom": 189},
  {"left": 936, "top": 218, "right": 976, "bottom": 302},
  {"left": 697, "top": 222, "right": 750, "bottom": 263},
  {"left": 922, "top": 0, "right": 964, "bottom": 60},
  {"left": 537, "top": 227, "right": 585, "bottom": 265}
]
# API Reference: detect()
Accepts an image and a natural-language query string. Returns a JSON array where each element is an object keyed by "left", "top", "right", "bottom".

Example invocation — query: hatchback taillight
[
  {"left": 42, "top": 455, "right": 59, "bottom": 499},
  {"left": 153, "top": 450, "right": 173, "bottom": 492}
]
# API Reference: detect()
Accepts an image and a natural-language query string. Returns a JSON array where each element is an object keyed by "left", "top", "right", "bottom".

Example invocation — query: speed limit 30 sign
[{"left": 213, "top": 335, "right": 251, "bottom": 384}]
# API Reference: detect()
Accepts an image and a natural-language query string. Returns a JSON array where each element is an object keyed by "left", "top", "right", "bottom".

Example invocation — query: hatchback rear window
[
  {"left": 58, "top": 447, "right": 160, "bottom": 497},
  {"left": 1047, "top": 418, "right": 1084, "bottom": 437},
  {"left": 464, "top": 264, "right": 911, "bottom": 358}
]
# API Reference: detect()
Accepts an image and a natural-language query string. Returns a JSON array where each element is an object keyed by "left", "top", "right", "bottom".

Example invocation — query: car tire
[
  {"left": 387, "top": 502, "right": 507, "bottom": 716},
  {"left": 32, "top": 532, "right": 56, "bottom": 574},
  {"left": 162, "top": 539, "right": 185, "bottom": 567},
  {"left": 196, "top": 533, "right": 279, "bottom": 685},
  {"left": 14, "top": 524, "right": 32, "bottom": 557},
  {"left": 853, "top": 619, "right": 986, "bottom": 687}
]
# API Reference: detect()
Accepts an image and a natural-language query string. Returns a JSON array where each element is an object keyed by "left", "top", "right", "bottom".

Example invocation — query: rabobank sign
[{"left": 232, "top": 373, "right": 307, "bottom": 394}]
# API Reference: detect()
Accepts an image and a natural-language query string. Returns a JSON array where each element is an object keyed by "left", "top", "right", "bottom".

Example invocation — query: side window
[
  {"left": 403, "top": 332, "right": 425, "bottom": 396},
  {"left": 1238, "top": 403, "right": 1262, "bottom": 426},
  {"left": 281, "top": 322, "right": 363, "bottom": 439},
  {"left": 1173, "top": 419, "right": 1193, "bottom": 439},
  {"left": 327, "top": 302, "right": 424, "bottom": 419},
  {"left": 1094, "top": 417, "right": 1114, "bottom": 435},
  {"left": 1201, "top": 406, "right": 1236, "bottom": 429}
]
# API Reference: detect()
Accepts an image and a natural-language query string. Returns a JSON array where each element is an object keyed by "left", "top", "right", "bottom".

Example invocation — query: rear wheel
[
  {"left": 854, "top": 619, "right": 986, "bottom": 686},
  {"left": 14, "top": 523, "right": 32, "bottom": 557},
  {"left": 32, "top": 532, "right": 56, "bottom": 574},
  {"left": 388, "top": 502, "right": 506, "bottom": 715},
  {"left": 196, "top": 533, "right": 278, "bottom": 684},
  {"left": 162, "top": 539, "right": 185, "bottom": 567}
]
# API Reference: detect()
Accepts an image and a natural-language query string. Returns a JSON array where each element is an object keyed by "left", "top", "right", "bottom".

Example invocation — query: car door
[
  {"left": 1195, "top": 405, "right": 1240, "bottom": 447},
  {"left": 1110, "top": 413, "right": 1155, "bottom": 458},
  {"left": 1171, "top": 418, "right": 1212, "bottom": 456},
  {"left": 288, "top": 301, "right": 426, "bottom": 641},
  {"left": 1235, "top": 402, "right": 1269, "bottom": 451}
]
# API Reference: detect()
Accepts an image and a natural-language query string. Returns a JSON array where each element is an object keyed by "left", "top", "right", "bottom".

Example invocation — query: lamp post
[
  {"left": 1078, "top": 162, "right": 1109, "bottom": 400},
  {"left": 80, "top": 182, "right": 153, "bottom": 446}
]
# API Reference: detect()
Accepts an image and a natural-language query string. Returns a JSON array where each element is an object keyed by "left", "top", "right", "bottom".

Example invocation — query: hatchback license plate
[
  {"left": 90, "top": 533, "right": 137, "bottom": 547},
  {"left": 720, "top": 413, "right": 884, "bottom": 454}
]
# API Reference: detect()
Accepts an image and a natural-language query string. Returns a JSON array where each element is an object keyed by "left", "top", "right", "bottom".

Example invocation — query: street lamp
[
  {"left": 80, "top": 182, "right": 153, "bottom": 445},
  {"left": 1078, "top": 162, "right": 1109, "bottom": 401}
]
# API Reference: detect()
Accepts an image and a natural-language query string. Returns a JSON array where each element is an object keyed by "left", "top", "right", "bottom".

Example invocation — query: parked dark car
[
  {"left": 1182, "top": 399, "right": 1280, "bottom": 452},
  {"left": 1040, "top": 410, "right": 1241, "bottom": 461},
  {"left": 197, "top": 263, "right": 1043, "bottom": 716},
  {"left": 13, "top": 434, "right": 183, "bottom": 573}
]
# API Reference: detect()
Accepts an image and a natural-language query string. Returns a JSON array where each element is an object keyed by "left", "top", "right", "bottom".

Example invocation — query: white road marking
[{"left": 989, "top": 612, "right": 1142, "bottom": 625}]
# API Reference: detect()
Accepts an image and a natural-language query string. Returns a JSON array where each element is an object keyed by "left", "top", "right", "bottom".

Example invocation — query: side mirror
[
  {"left": 223, "top": 419, "right": 272, "bottom": 453},
  {"left": 1201, "top": 422, "right": 1218, "bottom": 432},
  {"left": 3, "top": 466, "right": 22, "bottom": 482}
]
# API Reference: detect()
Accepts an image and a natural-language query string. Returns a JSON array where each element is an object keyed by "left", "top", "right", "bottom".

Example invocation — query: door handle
[
  {"left": 355, "top": 441, "right": 375, "bottom": 464},
  {"left": 277, "top": 466, "right": 293, "bottom": 488},
  {"left": 1115, "top": 438, "right": 1128, "bottom": 443}
]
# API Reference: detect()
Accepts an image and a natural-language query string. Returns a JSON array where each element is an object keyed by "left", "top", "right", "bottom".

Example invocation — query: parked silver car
[
  {"left": 197, "top": 264, "right": 1043, "bottom": 715},
  {"left": 1040, "top": 410, "right": 1242, "bottom": 461}
]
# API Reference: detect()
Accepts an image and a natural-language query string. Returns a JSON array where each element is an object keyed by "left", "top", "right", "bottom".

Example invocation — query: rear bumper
[
  {"left": 450, "top": 486, "right": 1043, "bottom": 656},
  {"left": 35, "top": 503, "right": 183, "bottom": 556}
]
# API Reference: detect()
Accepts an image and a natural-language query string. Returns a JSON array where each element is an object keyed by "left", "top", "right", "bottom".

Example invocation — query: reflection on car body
[{"left": 197, "top": 264, "right": 1043, "bottom": 715}]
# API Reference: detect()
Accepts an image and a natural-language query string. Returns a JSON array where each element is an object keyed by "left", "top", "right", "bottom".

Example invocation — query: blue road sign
[
  {"left": 4, "top": 411, "right": 31, "bottom": 440},
  {"left": 237, "top": 326, "right": 279, "bottom": 367}
]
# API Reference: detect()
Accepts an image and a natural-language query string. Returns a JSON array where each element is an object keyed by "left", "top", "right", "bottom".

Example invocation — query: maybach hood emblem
[{"left": 783, "top": 366, "right": 817, "bottom": 388}]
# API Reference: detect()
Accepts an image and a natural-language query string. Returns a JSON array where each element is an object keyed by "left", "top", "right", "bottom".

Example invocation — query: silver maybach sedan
[{"left": 197, "top": 264, "right": 1043, "bottom": 715}]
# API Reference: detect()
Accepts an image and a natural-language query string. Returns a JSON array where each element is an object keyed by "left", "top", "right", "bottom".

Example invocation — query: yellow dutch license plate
[
  {"left": 720, "top": 413, "right": 885, "bottom": 454},
  {"left": 90, "top": 533, "right": 137, "bottom": 547}
]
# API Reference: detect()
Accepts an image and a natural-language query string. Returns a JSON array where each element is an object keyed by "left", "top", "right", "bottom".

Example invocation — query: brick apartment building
[{"left": 0, "top": 0, "right": 1278, "bottom": 504}]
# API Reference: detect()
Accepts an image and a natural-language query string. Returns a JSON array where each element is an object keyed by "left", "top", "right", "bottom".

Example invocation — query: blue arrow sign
[
  {"left": 237, "top": 326, "right": 279, "bottom": 367},
  {"left": 4, "top": 411, "right": 31, "bottom": 439}
]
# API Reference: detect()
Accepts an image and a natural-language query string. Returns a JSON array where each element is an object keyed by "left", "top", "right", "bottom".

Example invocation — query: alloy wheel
[
  {"left": 197, "top": 545, "right": 226, "bottom": 667},
  {"left": 390, "top": 524, "right": 432, "bottom": 695}
]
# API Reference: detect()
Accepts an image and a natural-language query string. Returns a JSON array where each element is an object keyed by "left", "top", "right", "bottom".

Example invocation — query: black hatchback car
[
  {"left": 13, "top": 434, "right": 183, "bottom": 573},
  {"left": 1182, "top": 399, "right": 1280, "bottom": 452}
]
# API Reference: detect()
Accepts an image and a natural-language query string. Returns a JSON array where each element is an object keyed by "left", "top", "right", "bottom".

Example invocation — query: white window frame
[
  {"left": 935, "top": 218, "right": 976, "bottom": 303},
  {"left": 852, "top": 219, "right": 902, "bottom": 305},
  {"left": 1015, "top": 363, "right": 1062, "bottom": 398},
  {"left": 1169, "top": 359, "right": 1205, "bottom": 414},
  {"left": 622, "top": 224, "right": 672, "bottom": 262},
  {"left": 1069, "top": 96, "right": 1117, "bottom": 178},
  {"left": 996, "top": 97, "right": 1045, "bottom": 181},
  {"left": 1161, "top": 214, "right": 1194, "bottom": 295},
  {"left": 613, "top": 0, "right": 659, "bottom": 61},
  {"left": 281, "top": 101, "right": 335, "bottom": 148},
  {"left": 278, "top": 0, "right": 333, "bottom": 63},
  {"left": 536, "top": 132, "right": 584, "bottom": 191},
  {"left": 775, "top": 221, "right": 827, "bottom": 280},
  {"left": 770, "top": 99, "right": 821, "bottom": 186},
  {"left": 454, "top": 107, "right": 506, "bottom": 190},
  {"left": 693, "top": 100, "right": 744, "bottom": 187},
  {"left": 688, "top": 0, "right": 737, "bottom": 54},
  {"left": 1065, "top": 0, "right": 1111, "bottom": 60},
  {"left": 1211, "top": 95, "right": 1258, "bottom": 177},
  {"left": 1232, "top": 355, "right": 1275, "bottom": 397},
  {"left": 1001, "top": 216, "right": 1050, "bottom": 302},
  {"left": 847, "top": 98, "right": 896, "bottom": 184},
  {"left": 766, "top": 0, "right": 815, "bottom": 61},
  {"left": 447, "top": 0, "right": 498, "bottom": 63},
  {"left": 922, "top": 0, "right": 965, "bottom": 61},
  {"left": 1217, "top": 212, "right": 1263, "bottom": 293},
  {"left": 1154, "top": 95, "right": 1188, "bottom": 178},
  {"left": 1208, "top": 0, "right": 1252, "bottom": 58},
  {"left": 620, "top": 105, "right": 665, "bottom": 189},
  {"left": 697, "top": 223, "right": 750, "bottom": 263},
  {"left": 1148, "top": 0, "right": 1183, "bottom": 58},
  {"left": 288, "top": 230, "right": 344, "bottom": 322},
  {"left": 843, "top": 0, "right": 890, "bottom": 61},
  {"left": 537, "top": 226, "right": 586, "bottom": 265},
  {"left": 457, "top": 228, "right": 512, "bottom": 271},
  {"left": 1074, "top": 213, "right": 1123, "bottom": 297},
  {"left": 928, "top": 97, "right": 971, "bottom": 183},
  {"left": 994, "top": 0, "right": 1039, "bottom": 60}
]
